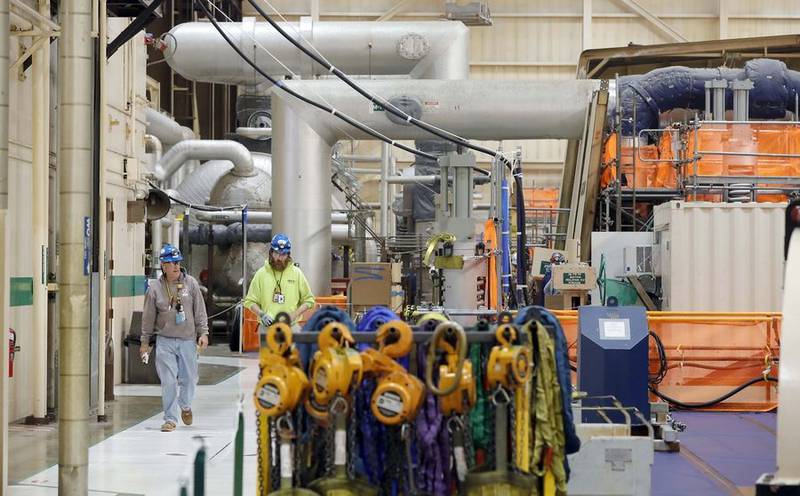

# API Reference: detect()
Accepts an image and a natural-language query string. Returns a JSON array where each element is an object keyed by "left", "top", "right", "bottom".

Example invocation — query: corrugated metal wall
[
  {"left": 242, "top": 0, "right": 800, "bottom": 193},
  {"left": 654, "top": 201, "right": 785, "bottom": 311}
]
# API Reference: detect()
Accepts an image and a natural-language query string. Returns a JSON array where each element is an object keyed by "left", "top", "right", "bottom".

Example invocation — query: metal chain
[
  {"left": 463, "top": 412, "right": 476, "bottom": 471},
  {"left": 268, "top": 417, "right": 280, "bottom": 492},
  {"left": 486, "top": 390, "right": 497, "bottom": 470},
  {"left": 255, "top": 409, "right": 266, "bottom": 496},
  {"left": 509, "top": 391, "right": 518, "bottom": 474},
  {"left": 347, "top": 404, "right": 358, "bottom": 479},
  {"left": 324, "top": 420, "right": 335, "bottom": 476}
]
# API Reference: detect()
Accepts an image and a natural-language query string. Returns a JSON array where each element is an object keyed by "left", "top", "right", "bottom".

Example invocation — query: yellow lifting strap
[
  {"left": 528, "top": 321, "right": 568, "bottom": 496},
  {"left": 422, "top": 232, "right": 457, "bottom": 267}
]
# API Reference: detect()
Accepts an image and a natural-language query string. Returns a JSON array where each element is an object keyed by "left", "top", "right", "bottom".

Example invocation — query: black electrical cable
[
  {"left": 245, "top": 0, "right": 507, "bottom": 171},
  {"left": 648, "top": 331, "right": 667, "bottom": 385},
  {"left": 194, "top": 0, "right": 436, "bottom": 162},
  {"left": 147, "top": 181, "right": 244, "bottom": 212},
  {"left": 650, "top": 377, "right": 778, "bottom": 410}
]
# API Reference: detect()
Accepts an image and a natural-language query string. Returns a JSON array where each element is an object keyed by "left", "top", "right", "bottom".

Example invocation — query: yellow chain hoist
[
  {"left": 463, "top": 322, "right": 536, "bottom": 496},
  {"left": 360, "top": 320, "right": 425, "bottom": 426},
  {"left": 305, "top": 321, "right": 364, "bottom": 423},
  {"left": 253, "top": 321, "right": 309, "bottom": 418},
  {"left": 486, "top": 323, "right": 530, "bottom": 391},
  {"left": 425, "top": 321, "right": 477, "bottom": 416}
]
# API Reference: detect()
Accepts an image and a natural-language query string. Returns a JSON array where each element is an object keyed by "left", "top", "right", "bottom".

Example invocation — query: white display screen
[{"left": 599, "top": 318, "right": 630, "bottom": 340}]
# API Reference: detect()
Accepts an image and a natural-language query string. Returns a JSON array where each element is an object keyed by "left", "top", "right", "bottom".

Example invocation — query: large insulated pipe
[
  {"left": 58, "top": 0, "right": 92, "bottom": 490},
  {"left": 196, "top": 210, "right": 348, "bottom": 224},
  {"left": 618, "top": 58, "right": 800, "bottom": 134},
  {"left": 31, "top": 0, "right": 50, "bottom": 420},
  {"left": 0, "top": 0, "right": 9, "bottom": 489},
  {"left": 163, "top": 19, "right": 469, "bottom": 85},
  {"left": 154, "top": 140, "right": 255, "bottom": 181},
  {"left": 272, "top": 79, "right": 599, "bottom": 294}
]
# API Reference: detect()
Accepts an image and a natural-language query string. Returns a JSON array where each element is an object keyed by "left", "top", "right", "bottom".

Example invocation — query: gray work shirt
[{"left": 141, "top": 272, "right": 208, "bottom": 345}]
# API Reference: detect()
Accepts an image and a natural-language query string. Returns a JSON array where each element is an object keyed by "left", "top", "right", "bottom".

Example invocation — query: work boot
[
  {"left": 161, "top": 421, "right": 176, "bottom": 432},
  {"left": 181, "top": 408, "right": 193, "bottom": 426}
]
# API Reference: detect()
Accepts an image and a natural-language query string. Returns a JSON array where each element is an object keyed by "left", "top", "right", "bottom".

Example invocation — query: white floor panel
[{"left": 10, "top": 354, "right": 260, "bottom": 496}]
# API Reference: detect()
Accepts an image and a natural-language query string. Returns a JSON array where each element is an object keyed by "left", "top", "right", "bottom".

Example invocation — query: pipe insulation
[
  {"left": 618, "top": 58, "right": 800, "bottom": 134},
  {"left": 154, "top": 140, "right": 255, "bottom": 181},
  {"left": 272, "top": 79, "right": 599, "bottom": 295},
  {"left": 187, "top": 223, "right": 353, "bottom": 245},
  {"left": 145, "top": 107, "right": 194, "bottom": 146},
  {"left": 58, "top": 0, "right": 93, "bottom": 490},
  {"left": 162, "top": 19, "right": 470, "bottom": 85}
]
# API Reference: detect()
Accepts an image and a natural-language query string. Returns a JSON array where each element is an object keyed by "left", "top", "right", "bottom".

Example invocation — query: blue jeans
[{"left": 155, "top": 336, "right": 198, "bottom": 424}]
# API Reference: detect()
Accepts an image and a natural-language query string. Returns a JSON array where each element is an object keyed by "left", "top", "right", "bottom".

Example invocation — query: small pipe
[
  {"left": 235, "top": 126, "right": 271, "bottom": 139},
  {"left": 336, "top": 154, "right": 381, "bottom": 162}
]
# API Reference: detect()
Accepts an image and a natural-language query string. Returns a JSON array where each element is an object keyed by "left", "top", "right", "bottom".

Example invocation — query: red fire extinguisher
[{"left": 9, "top": 329, "right": 19, "bottom": 378}]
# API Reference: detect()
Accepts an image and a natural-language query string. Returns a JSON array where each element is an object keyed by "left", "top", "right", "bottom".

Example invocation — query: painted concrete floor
[{"left": 8, "top": 348, "right": 259, "bottom": 495}]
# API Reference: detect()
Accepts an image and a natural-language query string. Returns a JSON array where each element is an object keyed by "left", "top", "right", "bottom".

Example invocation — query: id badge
[
  {"left": 273, "top": 292, "right": 285, "bottom": 304},
  {"left": 176, "top": 310, "right": 186, "bottom": 325}
]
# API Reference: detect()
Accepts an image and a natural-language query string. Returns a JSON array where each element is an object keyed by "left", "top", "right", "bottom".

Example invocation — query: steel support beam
[{"left": 614, "top": 0, "right": 687, "bottom": 42}]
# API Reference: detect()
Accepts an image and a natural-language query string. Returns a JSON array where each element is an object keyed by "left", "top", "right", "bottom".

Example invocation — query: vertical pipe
[
  {"left": 240, "top": 208, "right": 246, "bottom": 354},
  {"left": 97, "top": 0, "right": 108, "bottom": 420},
  {"left": 0, "top": 0, "right": 9, "bottom": 486},
  {"left": 31, "top": 0, "right": 51, "bottom": 420},
  {"left": 380, "top": 142, "right": 390, "bottom": 237},
  {"left": 151, "top": 219, "right": 163, "bottom": 275},
  {"left": 272, "top": 96, "right": 332, "bottom": 295},
  {"left": 59, "top": 0, "right": 93, "bottom": 490}
]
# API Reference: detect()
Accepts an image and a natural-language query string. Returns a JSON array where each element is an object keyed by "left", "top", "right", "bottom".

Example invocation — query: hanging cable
[
  {"left": 648, "top": 331, "right": 668, "bottom": 386},
  {"left": 147, "top": 181, "right": 245, "bottom": 212},
  {"left": 193, "top": 0, "right": 436, "bottom": 162},
  {"left": 650, "top": 377, "right": 778, "bottom": 410},
  {"left": 246, "top": 0, "right": 507, "bottom": 172}
]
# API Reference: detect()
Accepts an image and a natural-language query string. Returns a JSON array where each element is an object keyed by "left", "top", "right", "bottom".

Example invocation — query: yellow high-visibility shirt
[{"left": 244, "top": 261, "right": 315, "bottom": 319}]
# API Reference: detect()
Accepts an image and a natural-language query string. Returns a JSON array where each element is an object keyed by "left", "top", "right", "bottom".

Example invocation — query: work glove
[{"left": 258, "top": 311, "right": 273, "bottom": 327}]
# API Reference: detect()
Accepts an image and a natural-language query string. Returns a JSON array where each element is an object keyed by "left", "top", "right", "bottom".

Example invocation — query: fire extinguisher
[{"left": 9, "top": 329, "right": 19, "bottom": 378}]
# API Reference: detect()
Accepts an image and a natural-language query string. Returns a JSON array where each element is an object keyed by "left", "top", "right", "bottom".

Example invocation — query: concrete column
[
  {"left": 0, "top": 0, "right": 11, "bottom": 489},
  {"left": 58, "top": 0, "right": 93, "bottom": 490}
]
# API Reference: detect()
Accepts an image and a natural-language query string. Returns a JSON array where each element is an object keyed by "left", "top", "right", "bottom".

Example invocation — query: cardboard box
[
  {"left": 552, "top": 264, "right": 597, "bottom": 291},
  {"left": 349, "top": 263, "right": 403, "bottom": 307}
]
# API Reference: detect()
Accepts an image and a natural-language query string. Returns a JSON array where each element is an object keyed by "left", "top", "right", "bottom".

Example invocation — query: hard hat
[
  {"left": 550, "top": 252, "right": 566, "bottom": 265},
  {"left": 159, "top": 243, "right": 183, "bottom": 263},
  {"left": 270, "top": 233, "right": 291, "bottom": 254}
]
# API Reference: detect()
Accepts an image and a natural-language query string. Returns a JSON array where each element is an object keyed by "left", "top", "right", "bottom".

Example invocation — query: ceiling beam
[
  {"left": 376, "top": 0, "right": 414, "bottom": 22},
  {"left": 614, "top": 0, "right": 688, "bottom": 43}
]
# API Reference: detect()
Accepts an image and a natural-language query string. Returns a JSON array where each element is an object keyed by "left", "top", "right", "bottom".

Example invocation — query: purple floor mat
[{"left": 652, "top": 411, "right": 777, "bottom": 492}]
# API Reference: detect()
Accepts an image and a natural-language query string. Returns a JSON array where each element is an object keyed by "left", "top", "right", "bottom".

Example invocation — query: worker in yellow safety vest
[{"left": 244, "top": 233, "right": 316, "bottom": 326}]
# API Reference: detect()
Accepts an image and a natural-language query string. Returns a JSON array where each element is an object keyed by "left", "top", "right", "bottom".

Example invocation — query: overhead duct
[
  {"left": 272, "top": 78, "right": 600, "bottom": 294},
  {"left": 162, "top": 18, "right": 470, "bottom": 85},
  {"left": 154, "top": 139, "right": 255, "bottom": 181},
  {"left": 618, "top": 58, "right": 800, "bottom": 134}
]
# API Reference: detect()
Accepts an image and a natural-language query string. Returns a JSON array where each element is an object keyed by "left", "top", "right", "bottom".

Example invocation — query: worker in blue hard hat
[
  {"left": 140, "top": 243, "right": 209, "bottom": 432},
  {"left": 244, "top": 233, "right": 315, "bottom": 327}
]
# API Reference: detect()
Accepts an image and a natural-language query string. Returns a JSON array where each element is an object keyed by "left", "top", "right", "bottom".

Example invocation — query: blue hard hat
[
  {"left": 270, "top": 233, "right": 291, "bottom": 254},
  {"left": 159, "top": 243, "right": 183, "bottom": 263}
]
